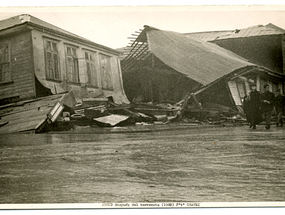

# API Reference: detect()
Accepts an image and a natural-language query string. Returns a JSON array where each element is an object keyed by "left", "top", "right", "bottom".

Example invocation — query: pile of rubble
[{"left": 36, "top": 91, "right": 247, "bottom": 133}]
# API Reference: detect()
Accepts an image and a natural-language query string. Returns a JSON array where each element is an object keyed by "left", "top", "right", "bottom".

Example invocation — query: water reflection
[{"left": 0, "top": 126, "right": 285, "bottom": 203}]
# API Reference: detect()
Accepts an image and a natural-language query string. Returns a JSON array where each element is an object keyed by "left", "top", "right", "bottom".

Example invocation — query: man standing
[
  {"left": 243, "top": 84, "right": 261, "bottom": 129},
  {"left": 261, "top": 84, "right": 275, "bottom": 129},
  {"left": 275, "top": 89, "right": 285, "bottom": 127}
]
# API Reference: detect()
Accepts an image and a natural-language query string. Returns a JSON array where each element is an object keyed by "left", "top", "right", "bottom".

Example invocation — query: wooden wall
[
  {"left": 196, "top": 80, "right": 236, "bottom": 110},
  {"left": 31, "top": 30, "right": 129, "bottom": 104},
  {"left": 213, "top": 35, "right": 283, "bottom": 74},
  {"left": 0, "top": 31, "right": 35, "bottom": 103},
  {"left": 122, "top": 57, "right": 202, "bottom": 104}
]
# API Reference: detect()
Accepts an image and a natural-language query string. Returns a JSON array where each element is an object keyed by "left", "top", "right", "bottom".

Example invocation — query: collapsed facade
[
  {"left": 0, "top": 14, "right": 129, "bottom": 105},
  {"left": 121, "top": 25, "right": 285, "bottom": 112}
]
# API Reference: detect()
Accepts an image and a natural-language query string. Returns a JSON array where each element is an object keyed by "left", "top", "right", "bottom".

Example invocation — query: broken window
[
  {"left": 99, "top": 54, "right": 113, "bottom": 90},
  {"left": 236, "top": 79, "right": 246, "bottom": 99},
  {"left": 0, "top": 43, "right": 11, "bottom": 83},
  {"left": 44, "top": 40, "right": 61, "bottom": 81},
  {"left": 85, "top": 51, "right": 98, "bottom": 87},
  {"left": 66, "top": 46, "right": 79, "bottom": 83}
]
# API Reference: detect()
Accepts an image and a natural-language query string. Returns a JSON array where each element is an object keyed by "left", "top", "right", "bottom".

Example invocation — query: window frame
[
  {"left": 99, "top": 53, "right": 113, "bottom": 90},
  {"left": 0, "top": 43, "right": 12, "bottom": 84},
  {"left": 235, "top": 79, "right": 247, "bottom": 103},
  {"left": 65, "top": 45, "right": 80, "bottom": 84},
  {"left": 44, "top": 39, "right": 61, "bottom": 81},
  {"left": 84, "top": 50, "right": 98, "bottom": 87}
]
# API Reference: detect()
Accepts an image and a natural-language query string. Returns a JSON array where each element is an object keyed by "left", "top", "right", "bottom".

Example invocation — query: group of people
[{"left": 243, "top": 84, "right": 285, "bottom": 129}]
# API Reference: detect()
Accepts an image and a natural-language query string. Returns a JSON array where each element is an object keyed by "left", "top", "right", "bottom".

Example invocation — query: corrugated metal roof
[
  {"left": 0, "top": 14, "right": 119, "bottom": 54},
  {"left": 145, "top": 26, "right": 254, "bottom": 85},
  {"left": 184, "top": 23, "right": 285, "bottom": 42},
  {"left": 184, "top": 30, "right": 233, "bottom": 42},
  {"left": 214, "top": 23, "right": 285, "bottom": 40}
]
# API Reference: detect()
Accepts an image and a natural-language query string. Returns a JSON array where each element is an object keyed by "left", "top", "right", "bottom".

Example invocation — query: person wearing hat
[
  {"left": 243, "top": 83, "right": 261, "bottom": 129},
  {"left": 261, "top": 84, "right": 275, "bottom": 129},
  {"left": 275, "top": 89, "right": 285, "bottom": 127}
]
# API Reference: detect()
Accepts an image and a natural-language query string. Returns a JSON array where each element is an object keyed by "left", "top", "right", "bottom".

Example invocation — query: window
[
  {"left": 272, "top": 81, "right": 278, "bottom": 94},
  {"left": 0, "top": 43, "right": 11, "bottom": 83},
  {"left": 260, "top": 78, "right": 268, "bottom": 92},
  {"left": 236, "top": 80, "right": 246, "bottom": 99},
  {"left": 44, "top": 40, "right": 61, "bottom": 80},
  {"left": 99, "top": 54, "right": 113, "bottom": 90},
  {"left": 66, "top": 46, "right": 79, "bottom": 83},
  {"left": 85, "top": 51, "right": 98, "bottom": 87}
]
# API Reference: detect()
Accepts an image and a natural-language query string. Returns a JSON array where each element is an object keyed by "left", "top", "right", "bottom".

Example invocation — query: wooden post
[{"left": 256, "top": 75, "right": 261, "bottom": 92}]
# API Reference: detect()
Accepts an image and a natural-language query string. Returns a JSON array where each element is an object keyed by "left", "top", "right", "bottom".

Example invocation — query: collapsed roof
[{"left": 122, "top": 25, "right": 257, "bottom": 86}]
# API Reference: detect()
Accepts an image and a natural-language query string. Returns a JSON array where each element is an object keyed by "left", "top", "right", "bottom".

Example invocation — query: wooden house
[
  {"left": 0, "top": 14, "right": 128, "bottom": 106},
  {"left": 121, "top": 25, "right": 284, "bottom": 112},
  {"left": 186, "top": 23, "right": 285, "bottom": 95}
]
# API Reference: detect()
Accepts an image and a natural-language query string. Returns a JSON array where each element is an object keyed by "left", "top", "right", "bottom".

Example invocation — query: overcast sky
[{"left": 1, "top": 5, "right": 285, "bottom": 49}]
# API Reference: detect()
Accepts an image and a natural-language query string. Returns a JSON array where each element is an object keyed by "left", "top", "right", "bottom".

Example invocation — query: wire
[{"left": 52, "top": 12, "right": 68, "bottom": 29}]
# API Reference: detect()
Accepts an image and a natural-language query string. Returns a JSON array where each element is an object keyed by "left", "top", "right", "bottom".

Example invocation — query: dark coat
[
  {"left": 248, "top": 90, "right": 261, "bottom": 109},
  {"left": 243, "top": 90, "right": 262, "bottom": 124},
  {"left": 261, "top": 91, "right": 275, "bottom": 112},
  {"left": 275, "top": 94, "right": 285, "bottom": 113}
]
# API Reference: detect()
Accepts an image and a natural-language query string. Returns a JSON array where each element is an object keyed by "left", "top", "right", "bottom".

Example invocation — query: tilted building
[
  {"left": 0, "top": 14, "right": 128, "bottom": 105},
  {"left": 121, "top": 25, "right": 284, "bottom": 112}
]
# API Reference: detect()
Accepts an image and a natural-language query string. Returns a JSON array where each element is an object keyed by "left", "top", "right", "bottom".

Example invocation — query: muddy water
[{"left": 0, "top": 126, "right": 285, "bottom": 203}]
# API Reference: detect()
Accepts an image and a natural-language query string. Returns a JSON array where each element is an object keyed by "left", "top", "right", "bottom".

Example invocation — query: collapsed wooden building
[
  {"left": 0, "top": 14, "right": 129, "bottom": 134},
  {"left": 186, "top": 23, "right": 285, "bottom": 94},
  {"left": 1, "top": 15, "right": 285, "bottom": 133},
  {"left": 121, "top": 25, "right": 285, "bottom": 113}
]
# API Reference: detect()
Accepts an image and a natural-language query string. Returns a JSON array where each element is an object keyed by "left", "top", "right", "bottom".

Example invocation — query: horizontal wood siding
[
  {"left": 214, "top": 35, "right": 283, "bottom": 74},
  {"left": 32, "top": 30, "right": 129, "bottom": 104},
  {"left": 0, "top": 31, "right": 35, "bottom": 102}
]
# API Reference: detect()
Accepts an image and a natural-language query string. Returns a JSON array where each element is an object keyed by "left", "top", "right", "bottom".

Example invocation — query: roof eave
[
  {"left": 0, "top": 20, "right": 120, "bottom": 55},
  {"left": 193, "top": 65, "right": 256, "bottom": 95},
  {"left": 27, "top": 22, "right": 120, "bottom": 55},
  {"left": 0, "top": 23, "right": 32, "bottom": 37},
  {"left": 213, "top": 32, "right": 284, "bottom": 41}
]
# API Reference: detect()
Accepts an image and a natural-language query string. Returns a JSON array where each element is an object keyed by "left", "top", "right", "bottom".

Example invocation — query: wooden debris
[
  {"left": 1, "top": 87, "right": 248, "bottom": 134},
  {"left": 0, "top": 120, "right": 8, "bottom": 127},
  {"left": 84, "top": 106, "right": 109, "bottom": 120},
  {"left": 93, "top": 114, "right": 130, "bottom": 127},
  {"left": 0, "top": 93, "right": 64, "bottom": 134}
]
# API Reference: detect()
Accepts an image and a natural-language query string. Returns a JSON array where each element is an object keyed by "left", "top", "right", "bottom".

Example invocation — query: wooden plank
[
  {"left": 0, "top": 94, "right": 63, "bottom": 134},
  {"left": 93, "top": 114, "right": 129, "bottom": 127},
  {"left": 13, "top": 74, "right": 34, "bottom": 80},
  {"left": 228, "top": 80, "right": 242, "bottom": 105},
  {"left": 108, "top": 101, "right": 140, "bottom": 117},
  {"left": 0, "top": 106, "right": 51, "bottom": 133},
  {"left": 123, "top": 45, "right": 149, "bottom": 68}
]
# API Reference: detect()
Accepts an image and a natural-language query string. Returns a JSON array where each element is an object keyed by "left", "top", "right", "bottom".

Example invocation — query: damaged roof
[
  {"left": 0, "top": 14, "right": 120, "bottom": 54},
  {"left": 215, "top": 23, "right": 285, "bottom": 40},
  {"left": 135, "top": 25, "right": 254, "bottom": 85},
  {"left": 185, "top": 23, "right": 285, "bottom": 42},
  {"left": 184, "top": 30, "right": 233, "bottom": 42},
  {"left": 216, "top": 23, "right": 285, "bottom": 40}
]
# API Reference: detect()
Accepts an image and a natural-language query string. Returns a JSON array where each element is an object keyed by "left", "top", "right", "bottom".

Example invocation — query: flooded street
[{"left": 0, "top": 125, "right": 285, "bottom": 204}]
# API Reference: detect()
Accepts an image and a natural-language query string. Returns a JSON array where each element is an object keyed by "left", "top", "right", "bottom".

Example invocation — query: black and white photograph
[{"left": 0, "top": 2, "right": 285, "bottom": 211}]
